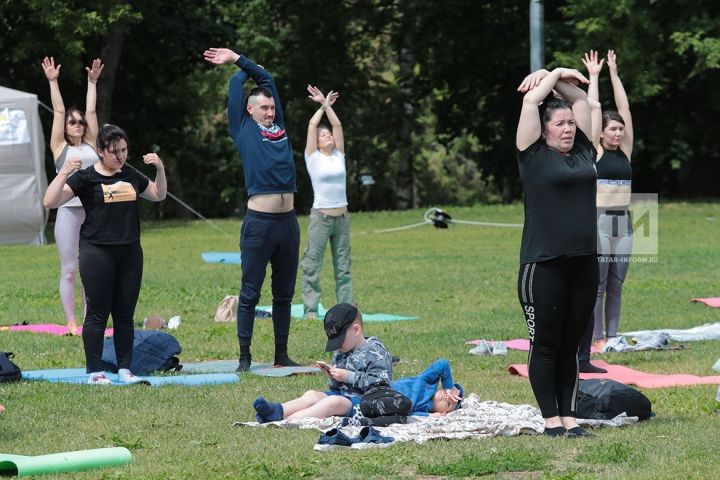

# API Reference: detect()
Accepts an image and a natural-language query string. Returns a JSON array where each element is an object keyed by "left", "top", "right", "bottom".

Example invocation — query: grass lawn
[{"left": 1, "top": 202, "right": 719, "bottom": 479}]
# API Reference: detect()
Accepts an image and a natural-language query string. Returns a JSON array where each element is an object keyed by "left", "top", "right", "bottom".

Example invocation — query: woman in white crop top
[
  {"left": 300, "top": 85, "right": 353, "bottom": 318},
  {"left": 42, "top": 56, "right": 104, "bottom": 334}
]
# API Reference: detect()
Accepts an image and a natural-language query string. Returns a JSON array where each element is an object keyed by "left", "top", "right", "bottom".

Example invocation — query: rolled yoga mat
[{"left": 0, "top": 447, "right": 131, "bottom": 477}]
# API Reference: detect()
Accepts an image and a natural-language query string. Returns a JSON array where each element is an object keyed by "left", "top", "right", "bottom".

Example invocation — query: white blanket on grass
[
  {"left": 233, "top": 394, "right": 638, "bottom": 444},
  {"left": 621, "top": 322, "right": 720, "bottom": 342}
]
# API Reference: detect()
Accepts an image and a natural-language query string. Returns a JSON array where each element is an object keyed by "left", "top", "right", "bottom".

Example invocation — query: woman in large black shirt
[
  {"left": 44, "top": 124, "right": 167, "bottom": 385},
  {"left": 516, "top": 68, "right": 598, "bottom": 437}
]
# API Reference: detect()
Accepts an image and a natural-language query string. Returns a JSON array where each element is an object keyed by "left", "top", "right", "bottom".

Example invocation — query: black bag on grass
[
  {"left": 577, "top": 379, "right": 652, "bottom": 420},
  {"left": 102, "top": 331, "right": 182, "bottom": 375},
  {"left": 0, "top": 352, "right": 21, "bottom": 382},
  {"left": 360, "top": 384, "right": 412, "bottom": 418}
]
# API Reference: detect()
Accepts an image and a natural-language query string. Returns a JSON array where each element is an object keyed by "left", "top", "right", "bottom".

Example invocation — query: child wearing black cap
[{"left": 253, "top": 303, "right": 393, "bottom": 423}]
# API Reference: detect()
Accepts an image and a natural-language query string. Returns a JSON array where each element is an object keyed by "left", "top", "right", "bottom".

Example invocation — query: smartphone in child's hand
[{"left": 316, "top": 361, "right": 331, "bottom": 373}]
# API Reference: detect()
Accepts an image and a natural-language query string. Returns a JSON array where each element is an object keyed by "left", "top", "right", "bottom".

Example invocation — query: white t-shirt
[
  {"left": 56, "top": 143, "right": 99, "bottom": 208},
  {"left": 305, "top": 149, "right": 348, "bottom": 209}
]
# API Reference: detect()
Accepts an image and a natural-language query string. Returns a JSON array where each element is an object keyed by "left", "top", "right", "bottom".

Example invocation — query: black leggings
[
  {"left": 79, "top": 240, "right": 143, "bottom": 373},
  {"left": 518, "top": 255, "right": 598, "bottom": 418}
]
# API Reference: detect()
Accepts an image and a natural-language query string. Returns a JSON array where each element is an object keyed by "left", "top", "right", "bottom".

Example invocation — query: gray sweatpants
[
  {"left": 301, "top": 209, "right": 353, "bottom": 314},
  {"left": 593, "top": 212, "right": 632, "bottom": 340}
]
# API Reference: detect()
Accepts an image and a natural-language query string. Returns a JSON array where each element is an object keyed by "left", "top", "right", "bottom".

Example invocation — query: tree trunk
[
  {"left": 97, "top": 26, "right": 124, "bottom": 125},
  {"left": 394, "top": 23, "right": 417, "bottom": 209}
]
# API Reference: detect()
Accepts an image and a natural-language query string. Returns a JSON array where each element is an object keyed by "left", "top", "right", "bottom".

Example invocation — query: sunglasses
[{"left": 67, "top": 118, "right": 86, "bottom": 126}]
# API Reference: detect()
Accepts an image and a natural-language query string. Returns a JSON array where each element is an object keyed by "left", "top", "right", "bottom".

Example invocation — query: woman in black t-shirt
[
  {"left": 515, "top": 68, "right": 599, "bottom": 437},
  {"left": 44, "top": 124, "right": 167, "bottom": 385}
]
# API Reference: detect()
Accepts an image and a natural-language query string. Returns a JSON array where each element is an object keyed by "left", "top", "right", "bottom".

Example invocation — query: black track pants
[{"left": 518, "top": 255, "right": 598, "bottom": 418}]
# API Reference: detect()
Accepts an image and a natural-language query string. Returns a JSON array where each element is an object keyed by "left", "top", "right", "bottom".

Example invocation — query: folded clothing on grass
[
  {"left": 234, "top": 394, "right": 637, "bottom": 445},
  {"left": 508, "top": 360, "right": 720, "bottom": 389},
  {"left": 621, "top": 322, "right": 720, "bottom": 342}
]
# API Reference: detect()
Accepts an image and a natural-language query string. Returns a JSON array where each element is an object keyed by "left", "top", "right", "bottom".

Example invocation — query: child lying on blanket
[
  {"left": 345, "top": 358, "right": 464, "bottom": 427},
  {"left": 392, "top": 358, "right": 464, "bottom": 417},
  {"left": 253, "top": 303, "right": 393, "bottom": 423}
]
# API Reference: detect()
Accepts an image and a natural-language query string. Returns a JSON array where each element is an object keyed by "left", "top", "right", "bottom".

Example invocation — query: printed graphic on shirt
[
  {"left": 102, "top": 181, "right": 136, "bottom": 203},
  {"left": 258, "top": 124, "right": 288, "bottom": 143}
]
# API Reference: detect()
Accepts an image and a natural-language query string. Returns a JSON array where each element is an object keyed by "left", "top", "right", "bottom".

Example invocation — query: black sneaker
[
  {"left": 566, "top": 426, "right": 595, "bottom": 438},
  {"left": 274, "top": 354, "right": 300, "bottom": 367},
  {"left": 543, "top": 426, "right": 567, "bottom": 437},
  {"left": 236, "top": 357, "right": 251, "bottom": 372},
  {"left": 579, "top": 362, "right": 608, "bottom": 374}
]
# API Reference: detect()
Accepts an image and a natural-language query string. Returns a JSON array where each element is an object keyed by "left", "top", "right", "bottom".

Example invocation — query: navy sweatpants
[
  {"left": 237, "top": 209, "right": 300, "bottom": 351},
  {"left": 518, "top": 255, "right": 598, "bottom": 418}
]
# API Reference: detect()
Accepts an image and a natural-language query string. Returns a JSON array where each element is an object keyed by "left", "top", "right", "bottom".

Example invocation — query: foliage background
[{"left": 1, "top": 0, "right": 719, "bottom": 217}]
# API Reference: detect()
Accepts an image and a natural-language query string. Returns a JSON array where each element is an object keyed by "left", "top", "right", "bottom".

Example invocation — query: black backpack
[
  {"left": 0, "top": 352, "right": 22, "bottom": 382},
  {"left": 102, "top": 331, "right": 182, "bottom": 375},
  {"left": 577, "top": 379, "right": 652, "bottom": 420},
  {"left": 360, "top": 384, "right": 412, "bottom": 418}
]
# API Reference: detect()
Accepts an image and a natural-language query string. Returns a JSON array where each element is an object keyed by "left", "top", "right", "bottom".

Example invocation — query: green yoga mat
[
  {"left": 256, "top": 303, "right": 418, "bottom": 322},
  {"left": 0, "top": 447, "right": 131, "bottom": 477}
]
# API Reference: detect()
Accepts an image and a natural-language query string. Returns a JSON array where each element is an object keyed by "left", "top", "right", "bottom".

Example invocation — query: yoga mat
[
  {"left": 508, "top": 360, "right": 720, "bottom": 389},
  {"left": 467, "top": 338, "right": 600, "bottom": 354},
  {"left": 0, "top": 324, "right": 113, "bottom": 336},
  {"left": 690, "top": 297, "right": 720, "bottom": 308},
  {"left": 22, "top": 369, "right": 239, "bottom": 387},
  {"left": 256, "top": 304, "right": 418, "bottom": 322},
  {"left": 0, "top": 447, "right": 131, "bottom": 477},
  {"left": 182, "top": 360, "right": 320, "bottom": 376},
  {"left": 201, "top": 252, "right": 241, "bottom": 265}
]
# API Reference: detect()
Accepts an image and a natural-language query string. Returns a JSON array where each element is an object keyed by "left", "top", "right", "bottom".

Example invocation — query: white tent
[{"left": 0, "top": 85, "right": 48, "bottom": 244}]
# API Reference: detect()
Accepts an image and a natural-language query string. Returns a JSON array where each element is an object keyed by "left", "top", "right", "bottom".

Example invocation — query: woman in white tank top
[
  {"left": 300, "top": 85, "right": 353, "bottom": 318},
  {"left": 42, "top": 56, "right": 104, "bottom": 334}
]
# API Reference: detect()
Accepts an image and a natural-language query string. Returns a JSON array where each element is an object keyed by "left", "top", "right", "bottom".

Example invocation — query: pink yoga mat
[
  {"left": 508, "top": 360, "right": 720, "bottom": 389},
  {"left": 467, "top": 338, "right": 599, "bottom": 354},
  {"left": 690, "top": 297, "right": 720, "bottom": 308},
  {"left": 0, "top": 324, "right": 114, "bottom": 336}
]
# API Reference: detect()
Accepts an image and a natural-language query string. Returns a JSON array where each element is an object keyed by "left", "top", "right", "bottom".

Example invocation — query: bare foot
[
  {"left": 0, "top": 405, "right": 5, "bottom": 413},
  {"left": 67, "top": 321, "right": 80, "bottom": 336}
]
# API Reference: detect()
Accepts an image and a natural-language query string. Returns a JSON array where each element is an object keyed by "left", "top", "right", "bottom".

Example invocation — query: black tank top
[
  {"left": 596, "top": 148, "right": 632, "bottom": 180},
  {"left": 517, "top": 129, "right": 598, "bottom": 263}
]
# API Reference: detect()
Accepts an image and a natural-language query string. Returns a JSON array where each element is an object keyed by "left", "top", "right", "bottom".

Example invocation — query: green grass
[{"left": 1, "top": 202, "right": 720, "bottom": 479}]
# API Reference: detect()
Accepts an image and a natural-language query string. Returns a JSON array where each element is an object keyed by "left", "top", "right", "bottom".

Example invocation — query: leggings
[
  {"left": 54, "top": 207, "right": 86, "bottom": 322},
  {"left": 79, "top": 240, "right": 143, "bottom": 373},
  {"left": 594, "top": 212, "right": 632, "bottom": 339},
  {"left": 518, "top": 255, "right": 598, "bottom": 418},
  {"left": 237, "top": 209, "right": 300, "bottom": 350}
]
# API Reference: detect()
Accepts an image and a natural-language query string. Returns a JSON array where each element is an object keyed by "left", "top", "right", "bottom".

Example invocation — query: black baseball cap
[{"left": 324, "top": 303, "right": 358, "bottom": 352}]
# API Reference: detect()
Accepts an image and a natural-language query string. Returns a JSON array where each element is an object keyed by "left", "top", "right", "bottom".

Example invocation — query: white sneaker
[
  {"left": 118, "top": 369, "right": 150, "bottom": 385},
  {"left": 88, "top": 372, "right": 112, "bottom": 385},
  {"left": 469, "top": 340, "right": 492, "bottom": 355},
  {"left": 491, "top": 341, "right": 508, "bottom": 355}
]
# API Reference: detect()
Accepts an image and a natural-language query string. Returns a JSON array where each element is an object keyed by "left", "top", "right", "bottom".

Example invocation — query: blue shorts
[{"left": 324, "top": 390, "right": 361, "bottom": 416}]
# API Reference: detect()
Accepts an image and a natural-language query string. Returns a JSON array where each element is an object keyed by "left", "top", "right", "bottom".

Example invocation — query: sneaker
[
  {"left": 491, "top": 341, "right": 508, "bottom": 356},
  {"left": 118, "top": 369, "right": 150, "bottom": 385},
  {"left": 314, "top": 428, "right": 355, "bottom": 451},
  {"left": 350, "top": 426, "right": 396, "bottom": 449},
  {"left": 565, "top": 426, "right": 595, "bottom": 438},
  {"left": 88, "top": 372, "right": 112, "bottom": 385},
  {"left": 274, "top": 354, "right": 300, "bottom": 367},
  {"left": 579, "top": 361, "right": 608, "bottom": 374},
  {"left": 236, "top": 357, "right": 252, "bottom": 372},
  {"left": 469, "top": 340, "right": 492, "bottom": 355},
  {"left": 543, "top": 426, "right": 567, "bottom": 437}
]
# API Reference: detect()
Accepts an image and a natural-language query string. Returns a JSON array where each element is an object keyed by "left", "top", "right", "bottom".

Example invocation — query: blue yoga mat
[
  {"left": 22, "top": 369, "right": 238, "bottom": 386},
  {"left": 256, "top": 303, "right": 418, "bottom": 322},
  {"left": 201, "top": 252, "right": 241, "bottom": 265},
  {"left": 183, "top": 360, "right": 320, "bottom": 377}
]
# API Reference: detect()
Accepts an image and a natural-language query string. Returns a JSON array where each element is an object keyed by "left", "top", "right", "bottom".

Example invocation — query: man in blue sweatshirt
[{"left": 204, "top": 47, "right": 299, "bottom": 371}]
